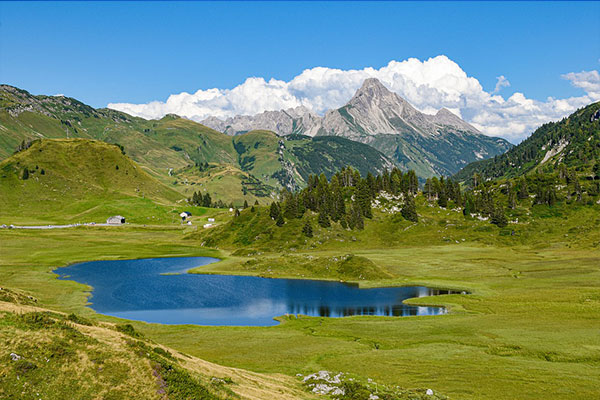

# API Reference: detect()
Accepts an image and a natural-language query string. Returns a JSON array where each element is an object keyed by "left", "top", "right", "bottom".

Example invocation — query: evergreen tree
[
  {"left": 340, "top": 217, "right": 348, "bottom": 229},
  {"left": 254, "top": 199, "right": 259, "bottom": 205},
  {"left": 269, "top": 202, "right": 280, "bottom": 220},
  {"left": 424, "top": 178, "right": 434, "bottom": 201},
  {"left": 243, "top": 200, "right": 249, "bottom": 209},
  {"left": 332, "top": 184, "right": 345, "bottom": 221},
  {"left": 192, "top": 191, "right": 201, "bottom": 206},
  {"left": 250, "top": 206, "right": 255, "bottom": 212},
  {"left": 234, "top": 208, "right": 241, "bottom": 217},
  {"left": 401, "top": 194, "right": 418, "bottom": 222},
  {"left": 437, "top": 190, "right": 448, "bottom": 208},
  {"left": 318, "top": 210, "right": 331, "bottom": 228},
  {"left": 517, "top": 178, "right": 529, "bottom": 199},
  {"left": 302, "top": 220, "right": 313, "bottom": 237},
  {"left": 490, "top": 206, "right": 508, "bottom": 227},
  {"left": 508, "top": 184, "right": 517, "bottom": 209},
  {"left": 296, "top": 193, "right": 306, "bottom": 218},
  {"left": 353, "top": 204, "right": 364, "bottom": 230},
  {"left": 574, "top": 178, "right": 582, "bottom": 201},
  {"left": 21, "top": 168, "right": 29, "bottom": 180},
  {"left": 463, "top": 196, "right": 473, "bottom": 217},
  {"left": 202, "top": 192, "right": 212, "bottom": 207},
  {"left": 276, "top": 213, "right": 285, "bottom": 227},
  {"left": 547, "top": 187, "right": 557, "bottom": 206},
  {"left": 356, "top": 180, "right": 372, "bottom": 218},
  {"left": 282, "top": 194, "right": 298, "bottom": 219},
  {"left": 346, "top": 214, "right": 355, "bottom": 230}
]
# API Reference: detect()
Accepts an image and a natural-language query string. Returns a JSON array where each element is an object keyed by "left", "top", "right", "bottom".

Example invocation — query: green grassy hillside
[
  {"left": 0, "top": 139, "right": 184, "bottom": 225},
  {"left": 0, "top": 85, "right": 396, "bottom": 205},
  {"left": 455, "top": 102, "right": 600, "bottom": 183}
]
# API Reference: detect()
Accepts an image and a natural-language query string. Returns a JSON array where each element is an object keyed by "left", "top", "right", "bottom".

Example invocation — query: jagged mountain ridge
[
  {"left": 202, "top": 78, "right": 512, "bottom": 178},
  {"left": 0, "top": 84, "right": 395, "bottom": 203}
]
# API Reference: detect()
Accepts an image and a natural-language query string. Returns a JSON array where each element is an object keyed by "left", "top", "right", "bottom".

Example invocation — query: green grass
[{"left": 0, "top": 198, "right": 598, "bottom": 399}]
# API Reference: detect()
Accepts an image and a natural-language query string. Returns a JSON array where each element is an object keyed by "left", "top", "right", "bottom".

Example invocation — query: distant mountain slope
[
  {"left": 0, "top": 139, "right": 182, "bottom": 224},
  {"left": 202, "top": 78, "right": 512, "bottom": 178},
  {"left": 0, "top": 85, "right": 395, "bottom": 203},
  {"left": 454, "top": 102, "right": 600, "bottom": 183},
  {"left": 202, "top": 106, "right": 322, "bottom": 136}
]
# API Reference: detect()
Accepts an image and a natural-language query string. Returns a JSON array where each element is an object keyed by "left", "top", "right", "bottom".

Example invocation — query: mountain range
[
  {"left": 202, "top": 78, "right": 512, "bottom": 177},
  {"left": 0, "top": 84, "right": 394, "bottom": 204}
]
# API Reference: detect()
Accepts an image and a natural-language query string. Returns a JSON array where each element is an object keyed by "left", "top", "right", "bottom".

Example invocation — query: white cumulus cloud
[
  {"left": 493, "top": 75, "right": 510, "bottom": 93},
  {"left": 108, "top": 56, "right": 600, "bottom": 143}
]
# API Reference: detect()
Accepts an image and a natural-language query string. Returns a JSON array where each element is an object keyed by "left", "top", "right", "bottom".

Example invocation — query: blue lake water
[{"left": 56, "top": 256, "right": 452, "bottom": 326}]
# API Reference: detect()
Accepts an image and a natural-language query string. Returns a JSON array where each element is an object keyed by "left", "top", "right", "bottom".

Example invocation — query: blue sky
[{"left": 1, "top": 1, "right": 599, "bottom": 141}]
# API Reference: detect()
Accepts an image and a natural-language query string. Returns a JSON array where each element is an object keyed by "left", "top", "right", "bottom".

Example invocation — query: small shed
[{"left": 107, "top": 215, "right": 125, "bottom": 224}]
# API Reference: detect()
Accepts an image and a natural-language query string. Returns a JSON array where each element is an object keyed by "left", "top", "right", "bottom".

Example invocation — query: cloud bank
[{"left": 108, "top": 56, "right": 600, "bottom": 143}]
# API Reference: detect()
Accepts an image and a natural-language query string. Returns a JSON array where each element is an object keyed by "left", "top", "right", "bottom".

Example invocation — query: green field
[{"left": 0, "top": 198, "right": 598, "bottom": 399}]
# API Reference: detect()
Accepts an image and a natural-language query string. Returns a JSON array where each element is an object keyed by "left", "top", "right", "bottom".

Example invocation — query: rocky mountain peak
[
  {"left": 348, "top": 78, "right": 415, "bottom": 117},
  {"left": 432, "top": 108, "right": 480, "bottom": 133}
]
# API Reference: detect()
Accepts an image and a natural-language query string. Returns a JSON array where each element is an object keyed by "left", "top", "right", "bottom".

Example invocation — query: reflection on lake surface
[{"left": 57, "top": 257, "right": 457, "bottom": 326}]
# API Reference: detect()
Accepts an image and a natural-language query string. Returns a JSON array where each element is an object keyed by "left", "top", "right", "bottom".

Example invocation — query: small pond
[{"left": 57, "top": 257, "right": 458, "bottom": 326}]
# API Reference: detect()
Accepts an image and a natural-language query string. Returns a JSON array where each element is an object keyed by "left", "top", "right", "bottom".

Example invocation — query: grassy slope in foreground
[
  {"left": 0, "top": 138, "right": 185, "bottom": 225},
  {"left": 0, "top": 199, "right": 598, "bottom": 399},
  {"left": 0, "top": 298, "right": 313, "bottom": 400}
]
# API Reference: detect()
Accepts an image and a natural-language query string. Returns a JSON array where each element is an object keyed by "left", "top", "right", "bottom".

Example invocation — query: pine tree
[
  {"left": 356, "top": 180, "right": 372, "bottom": 218},
  {"left": 401, "top": 194, "right": 418, "bottom": 222},
  {"left": 318, "top": 210, "right": 330, "bottom": 228},
  {"left": 269, "top": 202, "right": 280, "bottom": 220},
  {"left": 243, "top": 200, "right": 249, "bottom": 209},
  {"left": 302, "top": 220, "right": 313, "bottom": 237},
  {"left": 490, "top": 206, "right": 508, "bottom": 227},
  {"left": 202, "top": 192, "right": 212, "bottom": 207},
  {"left": 517, "top": 178, "right": 529, "bottom": 199},
  {"left": 283, "top": 194, "right": 298, "bottom": 219},
  {"left": 340, "top": 217, "right": 348, "bottom": 229},
  {"left": 354, "top": 205, "right": 364, "bottom": 230},
  {"left": 463, "top": 196, "right": 472, "bottom": 217},
  {"left": 276, "top": 213, "right": 285, "bottom": 227},
  {"left": 254, "top": 199, "right": 259, "bottom": 205},
  {"left": 21, "top": 168, "right": 29, "bottom": 180},
  {"left": 234, "top": 208, "right": 241, "bottom": 217},
  {"left": 508, "top": 185, "right": 517, "bottom": 209},
  {"left": 437, "top": 190, "right": 447, "bottom": 208}
]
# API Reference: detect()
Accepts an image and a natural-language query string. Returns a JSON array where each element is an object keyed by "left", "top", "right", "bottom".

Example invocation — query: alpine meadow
[{"left": 1, "top": 2, "right": 599, "bottom": 400}]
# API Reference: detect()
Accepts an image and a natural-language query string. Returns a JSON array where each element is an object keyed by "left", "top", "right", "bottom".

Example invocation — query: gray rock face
[
  {"left": 201, "top": 106, "right": 321, "bottom": 136},
  {"left": 319, "top": 78, "right": 480, "bottom": 139},
  {"left": 202, "top": 78, "right": 482, "bottom": 140},
  {"left": 201, "top": 78, "right": 512, "bottom": 177}
]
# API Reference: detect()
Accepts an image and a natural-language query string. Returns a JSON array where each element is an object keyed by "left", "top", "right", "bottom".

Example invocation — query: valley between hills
[{"left": 0, "top": 84, "right": 599, "bottom": 400}]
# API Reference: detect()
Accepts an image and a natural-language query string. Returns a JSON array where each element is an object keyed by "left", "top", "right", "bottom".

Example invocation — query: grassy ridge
[
  {"left": 0, "top": 139, "right": 186, "bottom": 225},
  {"left": 454, "top": 101, "right": 600, "bottom": 183},
  {"left": 0, "top": 85, "right": 395, "bottom": 205}
]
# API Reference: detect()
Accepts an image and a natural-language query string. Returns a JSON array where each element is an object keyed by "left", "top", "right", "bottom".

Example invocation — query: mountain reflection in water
[{"left": 57, "top": 257, "right": 461, "bottom": 326}]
